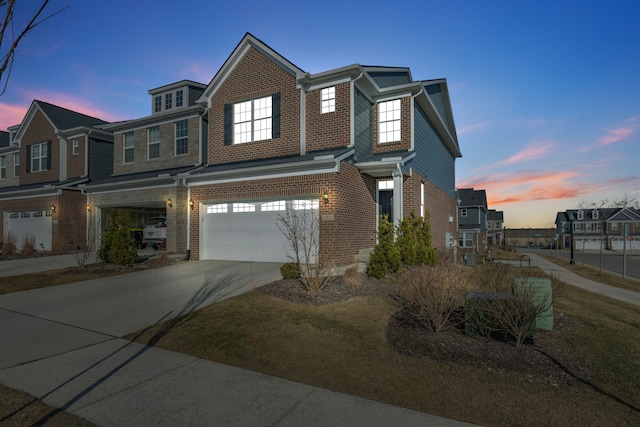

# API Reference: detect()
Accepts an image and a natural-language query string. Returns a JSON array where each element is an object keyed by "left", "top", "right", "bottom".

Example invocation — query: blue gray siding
[
  {"left": 367, "top": 71, "right": 411, "bottom": 88},
  {"left": 413, "top": 104, "right": 456, "bottom": 198},
  {"left": 88, "top": 139, "right": 114, "bottom": 180},
  {"left": 354, "top": 87, "right": 372, "bottom": 161},
  {"left": 426, "top": 85, "right": 448, "bottom": 127}
]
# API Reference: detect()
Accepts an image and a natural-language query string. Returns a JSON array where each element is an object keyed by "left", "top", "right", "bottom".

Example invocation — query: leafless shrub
[
  {"left": 391, "top": 263, "right": 470, "bottom": 333},
  {"left": 473, "top": 262, "right": 513, "bottom": 293},
  {"left": 342, "top": 265, "right": 362, "bottom": 288},
  {"left": 51, "top": 236, "right": 66, "bottom": 255},
  {"left": 1, "top": 232, "right": 17, "bottom": 257},
  {"left": 72, "top": 214, "right": 96, "bottom": 267},
  {"left": 277, "top": 201, "right": 337, "bottom": 292},
  {"left": 19, "top": 233, "right": 36, "bottom": 257}
]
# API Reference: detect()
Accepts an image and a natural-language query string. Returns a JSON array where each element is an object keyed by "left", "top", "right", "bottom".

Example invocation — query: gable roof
[
  {"left": 487, "top": 209, "right": 503, "bottom": 221},
  {"left": 458, "top": 188, "right": 488, "bottom": 209}
]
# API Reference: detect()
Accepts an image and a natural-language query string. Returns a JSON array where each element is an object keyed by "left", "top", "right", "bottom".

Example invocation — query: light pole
[{"left": 569, "top": 219, "right": 575, "bottom": 264}]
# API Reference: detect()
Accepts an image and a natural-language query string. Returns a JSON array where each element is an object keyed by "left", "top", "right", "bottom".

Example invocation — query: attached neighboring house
[
  {"left": 81, "top": 80, "right": 207, "bottom": 253},
  {"left": 556, "top": 207, "right": 640, "bottom": 251},
  {"left": 457, "top": 188, "right": 488, "bottom": 252},
  {"left": 0, "top": 100, "right": 113, "bottom": 251},
  {"left": 184, "top": 33, "right": 462, "bottom": 263},
  {"left": 487, "top": 209, "right": 504, "bottom": 246}
]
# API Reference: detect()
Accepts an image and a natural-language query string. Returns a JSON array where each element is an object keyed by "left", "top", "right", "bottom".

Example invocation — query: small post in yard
[{"left": 623, "top": 223, "right": 628, "bottom": 279}]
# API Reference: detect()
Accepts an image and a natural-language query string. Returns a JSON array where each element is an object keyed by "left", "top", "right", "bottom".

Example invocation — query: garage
[
  {"left": 574, "top": 238, "right": 604, "bottom": 250},
  {"left": 611, "top": 238, "right": 640, "bottom": 251},
  {"left": 201, "top": 199, "right": 319, "bottom": 262},
  {"left": 3, "top": 209, "right": 53, "bottom": 251}
]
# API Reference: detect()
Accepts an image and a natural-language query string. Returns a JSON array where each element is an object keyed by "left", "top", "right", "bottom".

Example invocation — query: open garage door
[
  {"left": 4, "top": 209, "right": 53, "bottom": 251},
  {"left": 201, "top": 199, "right": 319, "bottom": 262}
]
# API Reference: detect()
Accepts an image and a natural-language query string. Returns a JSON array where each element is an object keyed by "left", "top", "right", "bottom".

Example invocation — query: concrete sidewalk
[{"left": 512, "top": 252, "right": 640, "bottom": 306}]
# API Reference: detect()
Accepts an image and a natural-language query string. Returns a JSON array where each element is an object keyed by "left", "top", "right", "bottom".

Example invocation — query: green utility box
[{"left": 512, "top": 278, "right": 553, "bottom": 331}]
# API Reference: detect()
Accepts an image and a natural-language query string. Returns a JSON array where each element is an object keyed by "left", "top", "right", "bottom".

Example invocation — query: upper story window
[
  {"left": 176, "top": 90, "right": 183, "bottom": 108},
  {"left": 612, "top": 222, "right": 618, "bottom": 231},
  {"left": 72, "top": 138, "right": 79, "bottom": 155},
  {"left": 165, "top": 93, "right": 172, "bottom": 110},
  {"left": 592, "top": 210, "right": 599, "bottom": 220},
  {"left": 234, "top": 96, "right": 272, "bottom": 143},
  {"left": 0, "top": 156, "right": 5, "bottom": 179},
  {"left": 378, "top": 99, "right": 401, "bottom": 143},
  {"left": 576, "top": 210, "right": 584, "bottom": 220},
  {"left": 154, "top": 96, "right": 162, "bottom": 113},
  {"left": 123, "top": 132, "right": 134, "bottom": 163},
  {"left": 175, "top": 120, "right": 188, "bottom": 155},
  {"left": 321, "top": 86, "right": 335, "bottom": 114},
  {"left": 30, "top": 141, "right": 50, "bottom": 172},
  {"left": 148, "top": 126, "right": 160, "bottom": 159},
  {"left": 13, "top": 153, "right": 19, "bottom": 177},
  {"left": 461, "top": 208, "right": 468, "bottom": 217}
]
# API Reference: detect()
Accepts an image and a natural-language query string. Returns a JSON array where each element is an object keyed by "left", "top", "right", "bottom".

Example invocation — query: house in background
[
  {"left": 487, "top": 209, "right": 504, "bottom": 246},
  {"left": 0, "top": 101, "right": 113, "bottom": 251},
  {"left": 81, "top": 80, "right": 208, "bottom": 254},
  {"left": 556, "top": 207, "right": 640, "bottom": 251},
  {"left": 186, "top": 33, "right": 462, "bottom": 263},
  {"left": 457, "top": 188, "right": 487, "bottom": 252}
]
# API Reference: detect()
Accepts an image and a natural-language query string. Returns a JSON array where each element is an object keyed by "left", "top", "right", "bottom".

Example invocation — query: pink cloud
[
  {"left": 0, "top": 103, "right": 28, "bottom": 130},
  {"left": 596, "top": 115, "right": 638, "bottom": 147},
  {"left": 457, "top": 121, "right": 494, "bottom": 135},
  {"left": 493, "top": 141, "right": 555, "bottom": 166}
]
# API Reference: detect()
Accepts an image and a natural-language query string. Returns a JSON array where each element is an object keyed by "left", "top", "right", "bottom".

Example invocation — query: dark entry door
[{"left": 379, "top": 189, "right": 393, "bottom": 223}]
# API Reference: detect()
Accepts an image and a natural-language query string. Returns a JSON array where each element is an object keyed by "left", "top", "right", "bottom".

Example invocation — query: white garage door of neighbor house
[
  {"left": 201, "top": 199, "right": 319, "bottom": 263},
  {"left": 574, "top": 238, "right": 604, "bottom": 250},
  {"left": 611, "top": 238, "right": 640, "bottom": 251},
  {"left": 4, "top": 209, "right": 53, "bottom": 251}
]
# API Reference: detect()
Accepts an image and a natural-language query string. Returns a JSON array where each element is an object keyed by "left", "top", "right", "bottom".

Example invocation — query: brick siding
[
  {"left": 19, "top": 110, "right": 60, "bottom": 186},
  {"left": 305, "top": 82, "right": 351, "bottom": 152},
  {"left": 372, "top": 95, "right": 412, "bottom": 154}
]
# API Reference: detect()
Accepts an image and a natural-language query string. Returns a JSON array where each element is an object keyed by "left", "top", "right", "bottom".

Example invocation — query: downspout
[
  {"left": 182, "top": 177, "right": 191, "bottom": 260},
  {"left": 349, "top": 71, "right": 364, "bottom": 147},
  {"left": 410, "top": 88, "right": 424, "bottom": 151},
  {"left": 392, "top": 163, "right": 403, "bottom": 228}
]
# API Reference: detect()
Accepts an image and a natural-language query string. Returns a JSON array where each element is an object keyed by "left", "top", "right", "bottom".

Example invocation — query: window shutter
[
  {"left": 46, "top": 141, "right": 52, "bottom": 170},
  {"left": 224, "top": 103, "right": 232, "bottom": 146},
  {"left": 272, "top": 92, "right": 281, "bottom": 138},
  {"left": 25, "top": 145, "right": 31, "bottom": 173}
]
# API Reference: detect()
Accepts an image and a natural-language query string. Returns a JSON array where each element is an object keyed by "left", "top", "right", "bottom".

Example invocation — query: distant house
[
  {"left": 487, "top": 209, "right": 504, "bottom": 246},
  {"left": 457, "top": 188, "right": 488, "bottom": 251},
  {"left": 555, "top": 207, "right": 640, "bottom": 250},
  {"left": 0, "top": 101, "right": 113, "bottom": 251}
]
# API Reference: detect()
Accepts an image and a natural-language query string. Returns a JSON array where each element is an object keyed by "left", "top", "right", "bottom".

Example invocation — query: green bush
[
  {"left": 280, "top": 262, "right": 300, "bottom": 279},
  {"left": 367, "top": 215, "right": 401, "bottom": 279},
  {"left": 98, "top": 210, "right": 139, "bottom": 266},
  {"left": 396, "top": 211, "right": 437, "bottom": 267}
]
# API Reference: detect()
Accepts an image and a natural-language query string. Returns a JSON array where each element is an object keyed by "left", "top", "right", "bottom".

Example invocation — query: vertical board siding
[{"left": 354, "top": 87, "right": 372, "bottom": 161}]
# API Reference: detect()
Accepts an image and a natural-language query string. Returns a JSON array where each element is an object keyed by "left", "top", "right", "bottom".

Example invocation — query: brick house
[
  {"left": 185, "top": 33, "right": 462, "bottom": 263},
  {"left": 556, "top": 207, "right": 640, "bottom": 251},
  {"left": 457, "top": 188, "right": 488, "bottom": 252},
  {"left": 81, "top": 80, "right": 207, "bottom": 253},
  {"left": 0, "top": 100, "right": 113, "bottom": 251}
]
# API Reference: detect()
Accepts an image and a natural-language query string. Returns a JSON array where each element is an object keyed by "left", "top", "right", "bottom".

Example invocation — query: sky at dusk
[{"left": 1, "top": 0, "right": 639, "bottom": 228}]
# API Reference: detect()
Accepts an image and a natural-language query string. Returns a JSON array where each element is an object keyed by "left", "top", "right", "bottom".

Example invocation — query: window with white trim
[
  {"left": 165, "top": 93, "right": 172, "bottom": 110},
  {"left": 175, "top": 120, "right": 188, "bottom": 155},
  {"left": 293, "top": 200, "right": 319, "bottom": 210},
  {"left": 321, "top": 86, "right": 335, "bottom": 114},
  {"left": 0, "top": 156, "right": 5, "bottom": 179},
  {"left": 154, "top": 96, "right": 162, "bottom": 113},
  {"left": 207, "top": 204, "right": 228, "bottom": 214},
  {"left": 13, "top": 153, "right": 19, "bottom": 177},
  {"left": 459, "top": 231, "right": 474, "bottom": 248},
  {"left": 612, "top": 222, "right": 618, "bottom": 231},
  {"left": 31, "top": 141, "right": 49, "bottom": 172},
  {"left": 261, "top": 200, "right": 286, "bottom": 211},
  {"left": 378, "top": 180, "right": 393, "bottom": 190},
  {"left": 378, "top": 99, "right": 401, "bottom": 143},
  {"left": 176, "top": 90, "right": 183, "bottom": 108},
  {"left": 592, "top": 210, "right": 599, "bottom": 220},
  {"left": 234, "top": 96, "right": 272, "bottom": 143},
  {"left": 577, "top": 210, "right": 584, "bottom": 220},
  {"left": 72, "top": 138, "right": 79, "bottom": 155},
  {"left": 233, "top": 203, "right": 256, "bottom": 213},
  {"left": 461, "top": 208, "right": 468, "bottom": 217},
  {"left": 148, "top": 126, "right": 160, "bottom": 159},
  {"left": 123, "top": 132, "right": 134, "bottom": 163}
]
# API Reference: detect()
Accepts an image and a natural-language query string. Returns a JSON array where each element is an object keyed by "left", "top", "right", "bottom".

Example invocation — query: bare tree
[{"left": 1, "top": 0, "right": 68, "bottom": 95}]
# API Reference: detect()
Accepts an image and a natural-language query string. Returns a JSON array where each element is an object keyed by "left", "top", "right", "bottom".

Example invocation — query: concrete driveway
[{"left": 0, "top": 260, "right": 282, "bottom": 369}]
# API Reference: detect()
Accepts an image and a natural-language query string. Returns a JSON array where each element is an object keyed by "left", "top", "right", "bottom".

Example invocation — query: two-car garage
[
  {"left": 200, "top": 199, "right": 319, "bottom": 263},
  {"left": 3, "top": 209, "right": 53, "bottom": 251}
]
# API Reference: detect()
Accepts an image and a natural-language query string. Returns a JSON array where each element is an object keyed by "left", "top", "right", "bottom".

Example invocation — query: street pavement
[
  {"left": 547, "top": 249, "right": 640, "bottom": 280},
  {"left": 0, "top": 255, "right": 476, "bottom": 427}
]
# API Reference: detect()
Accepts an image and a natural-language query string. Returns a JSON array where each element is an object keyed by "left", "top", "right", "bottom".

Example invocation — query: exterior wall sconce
[
  {"left": 189, "top": 199, "right": 194, "bottom": 209},
  {"left": 167, "top": 198, "right": 173, "bottom": 208},
  {"left": 51, "top": 205, "right": 55, "bottom": 212},
  {"left": 323, "top": 191, "right": 329, "bottom": 204},
  {"left": 86, "top": 205, "right": 91, "bottom": 212}
]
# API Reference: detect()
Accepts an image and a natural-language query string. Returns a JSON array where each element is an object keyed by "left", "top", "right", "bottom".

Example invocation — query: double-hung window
[
  {"left": 72, "top": 138, "right": 79, "bottom": 155},
  {"left": 378, "top": 99, "right": 401, "bottom": 143},
  {"left": 175, "top": 120, "right": 188, "bottom": 155},
  {"left": 176, "top": 90, "right": 183, "bottom": 108},
  {"left": 0, "top": 156, "right": 5, "bottom": 179},
  {"left": 155, "top": 96, "right": 162, "bottom": 112},
  {"left": 13, "top": 153, "right": 19, "bottom": 177},
  {"left": 30, "top": 141, "right": 49, "bottom": 172},
  {"left": 321, "top": 86, "right": 335, "bottom": 113},
  {"left": 148, "top": 126, "right": 160, "bottom": 159},
  {"left": 165, "top": 93, "right": 172, "bottom": 110},
  {"left": 233, "top": 96, "right": 272, "bottom": 143},
  {"left": 123, "top": 132, "right": 134, "bottom": 163}
]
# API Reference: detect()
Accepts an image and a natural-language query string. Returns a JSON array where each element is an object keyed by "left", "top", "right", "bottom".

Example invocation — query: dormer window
[
  {"left": 321, "top": 86, "right": 335, "bottom": 114},
  {"left": 165, "top": 93, "right": 172, "bottom": 110},
  {"left": 72, "top": 138, "right": 79, "bottom": 155},
  {"left": 592, "top": 210, "right": 599, "bottom": 220},
  {"left": 176, "top": 90, "right": 183, "bottom": 108},
  {"left": 577, "top": 210, "right": 584, "bottom": 220},
  {"left": 154, "top": 96, "right": 162, "bottom": 113}
]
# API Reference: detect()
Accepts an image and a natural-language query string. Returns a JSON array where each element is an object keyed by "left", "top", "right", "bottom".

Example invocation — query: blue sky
[{"left": 2, "top": 0, "right": 639, "bottom": 228}]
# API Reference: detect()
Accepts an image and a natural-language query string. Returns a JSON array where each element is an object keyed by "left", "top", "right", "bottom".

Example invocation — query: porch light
[
  {"left": 51, "top": 205, "right": 55, "bottom": 212},
  {"left": 167, "top": 198, "right": 173, "bottom": 208},
  {"left": 86, "top": 205, "right": 91, "bottom": 212},
  {"left": 189, "top": 199, "right": 194, "bottom": 209},
  {"left": 323, "top": 191, "right": 329, "bottom": 204}
]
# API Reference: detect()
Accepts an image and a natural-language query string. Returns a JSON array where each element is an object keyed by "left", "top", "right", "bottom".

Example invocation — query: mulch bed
[{"left": 260, "top": 273, "right": 591, "bottom": 386}]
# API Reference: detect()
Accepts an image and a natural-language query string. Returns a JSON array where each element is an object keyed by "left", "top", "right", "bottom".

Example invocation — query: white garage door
[
  {"left": 574, "top": 238, "right": 604, "bottom": 250},
  {"left": 4, "top": 209, "right": 53, "bottom": 251},
  {"left": 611, "top": 238, "right": 640, "bottom": 251},
  {"left": 201, "top": 199, "right": 319, "bottom": 262}
]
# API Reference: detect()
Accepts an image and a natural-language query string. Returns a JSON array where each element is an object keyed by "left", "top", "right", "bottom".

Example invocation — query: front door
[{"left": 378, "top": 189, "right": 393, "bottom": 223}]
